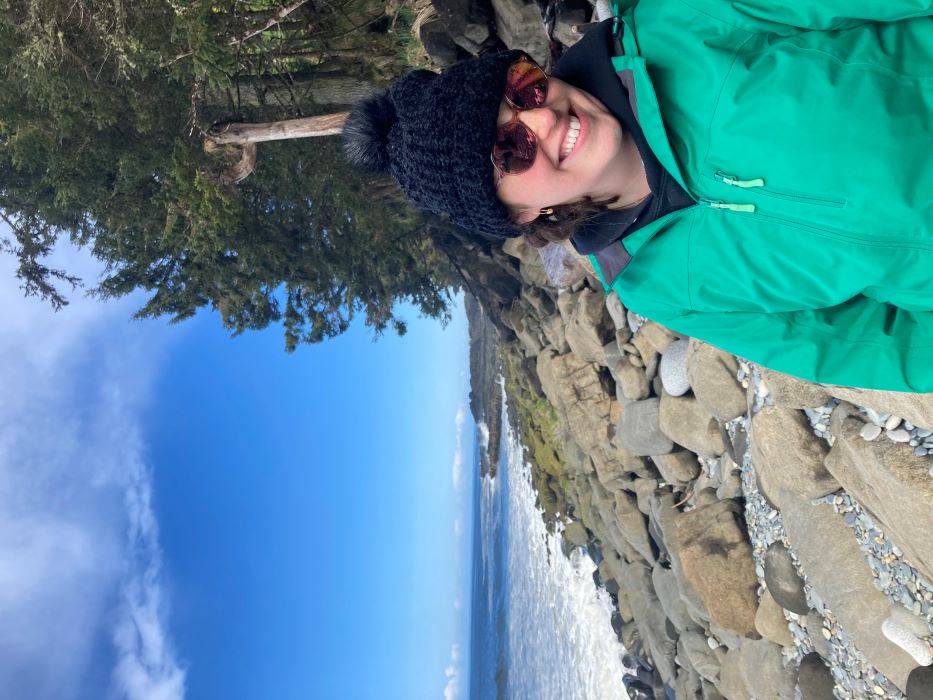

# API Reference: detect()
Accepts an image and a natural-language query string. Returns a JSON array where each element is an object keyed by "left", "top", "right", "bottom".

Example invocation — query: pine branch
[{"left": 161, "top": 0, "right": 312, "bottom": 68}]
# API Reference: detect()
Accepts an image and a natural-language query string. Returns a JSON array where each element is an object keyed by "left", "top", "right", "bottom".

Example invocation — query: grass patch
[{"left": 500, "top": 343, "right": 573, "bottom": 530}]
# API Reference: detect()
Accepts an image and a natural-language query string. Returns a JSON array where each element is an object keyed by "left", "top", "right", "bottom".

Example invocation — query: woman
[{"left": 344, "top": 0, "right": 933, "bottom": 392}]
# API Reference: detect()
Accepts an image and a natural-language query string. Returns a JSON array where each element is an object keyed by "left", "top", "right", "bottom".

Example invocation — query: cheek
[{"left": 497, "top": 172, "right": 546, "bottom": 211}]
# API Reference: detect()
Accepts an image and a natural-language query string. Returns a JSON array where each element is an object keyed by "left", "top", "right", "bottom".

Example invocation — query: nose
[{"left": 517, "top": 106, "right": 558, "bottom": 142}]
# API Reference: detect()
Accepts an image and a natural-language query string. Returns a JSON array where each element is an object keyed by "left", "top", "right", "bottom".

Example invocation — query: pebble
[
  {"left": 659, "top": 339, "right": 691, "bottom": 396},
  {"left": 881, "top": 616, "right": 933, "bottom": 665},
  {"left": 737, "top": 365, "right": 926, "bottom": 700},
  {"left": 917, "top": 447, "right": 929, "bottom": 457},
  {"left": 886, "top": 428, "right": 911, "bottom": 443}
]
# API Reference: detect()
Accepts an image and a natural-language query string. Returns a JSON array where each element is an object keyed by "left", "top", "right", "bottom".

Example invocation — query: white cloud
[
  {"left": 111, "top": 459, "right": 186, "bottom": 700},
  {"left": 451, "top": 406, "right": 466, "bottom": 490},
  {"left": 0, "top": 241, "right": 185, "bottom": 700},
  {"left": 443, "top": 643, "right": 462, "bottom": 700}
]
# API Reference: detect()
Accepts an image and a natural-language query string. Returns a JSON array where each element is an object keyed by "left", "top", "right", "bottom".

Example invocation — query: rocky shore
[
  {"left": 416, "top": 0, "right": 933, "bottom": 697},
  {"left": 461, "top": 235, "right": 933, "bottom": 700}
]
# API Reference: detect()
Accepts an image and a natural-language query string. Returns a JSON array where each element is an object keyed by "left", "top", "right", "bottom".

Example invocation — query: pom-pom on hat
[{"left": 343, "top": 50, "right": 525, "bottom": 239}]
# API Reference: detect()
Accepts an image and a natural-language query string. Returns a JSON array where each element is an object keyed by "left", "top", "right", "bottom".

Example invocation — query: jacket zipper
[
  {"left": 698, "top": 199, "right": 756, "bottom": 213},
  {"left": 713, "top": 170, "right": 846, "bottom": 208}
]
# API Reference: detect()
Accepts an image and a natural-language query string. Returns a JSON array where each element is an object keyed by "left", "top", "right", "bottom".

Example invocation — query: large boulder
[
  {"left": 825, "top": 411, "right": 933, "bottom": 583},
  {"left": 488, "top": 0, "right": 550, "bottom": 67},
  {"left": 822, "top": 385, "right": 933, "bottom": 430},
  {"left": 651, "top": 450, "right": 701, "bottom": 485},
  {"left": 591, "top": 443, "right": 645, "bottom": 489},
  {"left": 539, "top": 313, "right": 570, "bottom": 353},
  {"left": 539, "top": 241, "right": 588, "bottom": 288},
  {"left": 673, "top": 500, "right": 760, "bottom": 638},
  {"left": 750, "top": 405, "right": 839, "bottom": 509},
  {"left": 658, "top": 392, "right": 726, "bottom": 458},
  {"left": 759, "top": 367, "right": 831, "bottom": 409},
  {"left": 500, "top": 236, "right": 551, "bottom": 288},
  {"left": 508, "top": 298, "right": 544, "bottom": 356},
  {"left": 738, "top": 639, "right": 796, "bottom": 700},
  {"left": 611, "top": 359, "right": 650, "bottom": 401},
  {"left": 717, "top": 646, "right": 752, "bottom": 700},
  {"left": 614, "top": 490, "right": 656, "bottom": 563},
  {"left": 754, "top": 588, "right": 794, "bottom": 647},
  {"left": 648, "top": 490, "right": 707, "bottom": 625},
  {"left": 616, "top": 398, "right": 675, "bottom": 456},
  {"left": 652, "top": 564, "right": 692, "bottom": 633},
  {"left": 605, "top": 288, "right": 628, "bottom": 330},
  {"left": 685, "top": 339, "right": 747, "bottom": 421},
  {"left": 679, "top": 627, "right": 724, "bottom": 684},
  {"left": 621, "top": 563, "right": 678, "bottom": 684},
  {"left": 638, "top": 320, "right": 679, "bottom": 354},
  {"left": 558, "top": 287, "right": 616, "bottom": 364},
  {"left": 672, "top": 659, "right": 704, "bottom": 700},
  {"left": 536, "top": 349, "right": 613, "bottom": 453},
  {"left": 782, "top": 498, "right": 917, "bottom": 691}
]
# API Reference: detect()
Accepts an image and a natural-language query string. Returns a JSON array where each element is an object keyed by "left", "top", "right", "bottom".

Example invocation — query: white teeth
[{"left": 562, "top": 116, "right": 580, "bottom": 159}]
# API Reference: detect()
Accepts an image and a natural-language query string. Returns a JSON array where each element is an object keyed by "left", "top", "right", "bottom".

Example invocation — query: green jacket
[{"left": 595, "top": 0, "right": 933, "bottom": 391}]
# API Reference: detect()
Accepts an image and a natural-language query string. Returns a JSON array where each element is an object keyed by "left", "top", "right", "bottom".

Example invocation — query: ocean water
[{"left": 469, "top": 396, "right": 629, "bottom": 700}]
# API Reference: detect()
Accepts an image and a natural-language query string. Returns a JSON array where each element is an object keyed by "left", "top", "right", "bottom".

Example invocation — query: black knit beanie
[{"left": 343, "top": 50, "right": 525, "bottom": 239}]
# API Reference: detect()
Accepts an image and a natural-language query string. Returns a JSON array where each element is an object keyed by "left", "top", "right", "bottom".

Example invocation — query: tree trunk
[
  {"left": 206, "top": 71, "right": 376, "bottom": 109},
  {"left": 209, "top": 112, "right": 349, "bottom": 145}
]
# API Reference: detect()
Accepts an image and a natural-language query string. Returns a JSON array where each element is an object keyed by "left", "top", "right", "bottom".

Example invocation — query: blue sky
[{"left": 0, "top": 234, "right": 474, "bottom": 700}]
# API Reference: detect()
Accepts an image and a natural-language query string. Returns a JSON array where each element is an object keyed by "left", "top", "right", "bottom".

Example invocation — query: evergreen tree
[{"left": 0, "top": 0, "right": 453, "bottom": 348}]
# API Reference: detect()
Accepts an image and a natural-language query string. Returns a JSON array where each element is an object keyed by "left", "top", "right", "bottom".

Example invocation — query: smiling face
[{"left": 493, "top": 76, "right": 648, "bottom": 224}]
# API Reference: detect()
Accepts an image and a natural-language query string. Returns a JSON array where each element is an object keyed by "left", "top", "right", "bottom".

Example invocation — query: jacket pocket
[{"left": 711, "top": 170, "right": 847, "bottom": 208}]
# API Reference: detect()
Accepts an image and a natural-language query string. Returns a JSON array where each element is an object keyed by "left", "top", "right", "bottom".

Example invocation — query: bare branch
[{"left": 208, "top": 111, "right": 349, "bottom": 145}]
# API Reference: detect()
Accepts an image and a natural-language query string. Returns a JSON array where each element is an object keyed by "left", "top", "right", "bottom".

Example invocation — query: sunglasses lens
[
  {"left": 492, "top": 121, "right": 536, "bottom": 174},
  {"left": 504, "top": 58, "right": 547, "bottom": 110}
]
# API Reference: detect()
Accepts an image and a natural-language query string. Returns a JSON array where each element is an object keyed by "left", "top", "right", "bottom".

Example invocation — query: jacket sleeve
[
  {"left": 681, "top": 0, "right": 933, "bottom": 32},
  {"left": 649, "top": 295, "right": 933, "bottom": 392}
]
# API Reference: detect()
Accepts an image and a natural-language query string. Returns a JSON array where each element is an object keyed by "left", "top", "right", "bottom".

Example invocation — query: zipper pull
[
  {"left": 700, "top": 199, "right": 757, "bottom": 213},
  {"left": 714, "top": 171, "right": 765, "bottom": 188}
]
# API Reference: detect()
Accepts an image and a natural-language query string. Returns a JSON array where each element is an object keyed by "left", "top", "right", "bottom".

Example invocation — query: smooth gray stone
[
  {"left": 763, "top": 542, "right": 810, "bottom": 615},
  {"left": 797, "top": 652, "right": 835, "bottom": 700},
  {"left": 907, "top": 665, "right": 933, "bottom": 699},
  {"left": 617, "top": 398, "right": 675, "bottom": 456},
  {"left": 660, "top": 339, "right": 691, "bottom": 397}
]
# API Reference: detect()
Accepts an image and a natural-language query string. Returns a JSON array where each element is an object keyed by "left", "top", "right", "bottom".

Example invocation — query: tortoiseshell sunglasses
[{"left": 491, "top": 55, "right": 549, "bottom": 178}]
